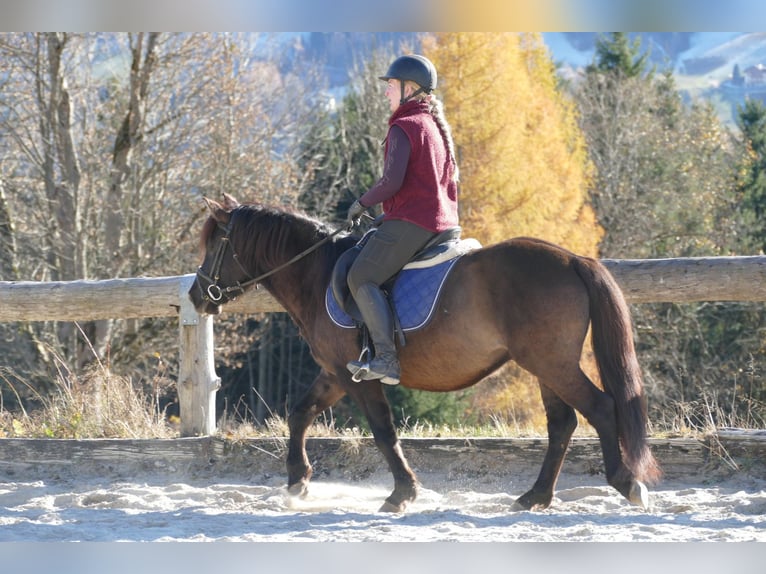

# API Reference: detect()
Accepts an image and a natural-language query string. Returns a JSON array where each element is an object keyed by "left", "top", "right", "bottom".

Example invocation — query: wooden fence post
[{"left": 177, "top": 276, "right": 219, "bottom": 437}]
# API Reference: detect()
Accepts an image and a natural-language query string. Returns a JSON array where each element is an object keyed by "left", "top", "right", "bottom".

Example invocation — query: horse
[{"left": 189, "top": 194, "right": 661, "bottom": 513}]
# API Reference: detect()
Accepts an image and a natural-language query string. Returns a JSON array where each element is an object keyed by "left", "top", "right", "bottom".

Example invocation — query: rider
[{"left": 345, "top": 54, "right": 460, "bottom": 385}]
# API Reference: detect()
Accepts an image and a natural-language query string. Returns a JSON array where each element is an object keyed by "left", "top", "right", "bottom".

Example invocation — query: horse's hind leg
[
  {"left": 541, "top": 369, "right": 644, "bottom": 507},
  {"left": 356, "top": 383, "right": 418, "bottom": 513},
  {"left": 286, "top": 370, "right": 345, "bottom": 497},
  {"left": 514, "top": 384, "right": 578, "bottom": 511}
]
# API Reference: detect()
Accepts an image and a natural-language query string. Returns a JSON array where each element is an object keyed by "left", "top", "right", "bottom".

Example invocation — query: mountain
[
  {"left": 542, "top": 32, "right": 766, "bottom": 125},
  {"left": 276, "top": 32, "right": 766, "bottom": 127}
]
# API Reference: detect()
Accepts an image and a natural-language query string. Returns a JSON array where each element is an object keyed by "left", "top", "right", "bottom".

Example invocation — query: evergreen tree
[
  {"left": 737, "top": 98, "right": 766, "bottom": 253},
  {"left": 588, "top": 32, "right": 651, "bottom": 78},
  {"left": 732, "top": 63, "right": 744, "bottom": 87},
  {"left": 298, "top": 48, "right": 393, "bottom": 222}
]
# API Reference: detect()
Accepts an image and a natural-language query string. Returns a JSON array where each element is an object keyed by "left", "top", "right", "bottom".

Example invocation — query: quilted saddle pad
[{"left": 325, "top": 256, "right": 460, "bottom": 332}]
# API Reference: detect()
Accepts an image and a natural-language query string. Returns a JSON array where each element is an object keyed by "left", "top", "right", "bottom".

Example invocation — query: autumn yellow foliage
[
  {"left": 423, "top": 33, "right": 603, "bottom": 256},
  {"left": 422, "top": 33, "right": 603, "bottom": 429}
]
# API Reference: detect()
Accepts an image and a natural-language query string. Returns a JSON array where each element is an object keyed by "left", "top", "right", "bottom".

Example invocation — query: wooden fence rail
[{"left": 1, "top": 255, "right": 765, "bottom": 436}]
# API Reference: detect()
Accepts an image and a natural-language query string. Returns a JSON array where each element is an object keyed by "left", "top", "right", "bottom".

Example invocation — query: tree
[
  {"left": 423, "top": 32, "right": 602, "bottom": 255},
  {"left": 574, "top": 33, "right": 763, "bottom": 425},
  {"left": 588, "top": 32, "right": 651, "bottom": 79},
  {"left": 0, "top": 33, "right": 229, "bottom": 372},
  {"left": 0, "top": 180, "right": 16, "bottom": 280},
  {"left": 732, "top": 63, "right": 745, "bottom": 87},
  {"left": 393, "top": 33, "right": 604, "bottom": 428},
  {"left": 298, "top": 47, "right": 394, "bottom": 221},
  {"left": 577, "top": 56, "right": 738, "bottom": 258},
  {"left": 0, "top": 33, "right": 320, "bottom": 414},
  {"left": 737, "top": 98, "right": 766, "bottom": 253}
]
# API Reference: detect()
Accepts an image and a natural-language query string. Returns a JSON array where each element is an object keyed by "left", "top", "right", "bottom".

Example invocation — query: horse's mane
[{"left": 229, "top": 203, "right": 347, "bottom": 274}]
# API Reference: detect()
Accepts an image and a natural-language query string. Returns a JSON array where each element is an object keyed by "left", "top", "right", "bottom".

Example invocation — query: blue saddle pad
[{"left": 325, "top": 257, "right": 460, "bottom": 332}]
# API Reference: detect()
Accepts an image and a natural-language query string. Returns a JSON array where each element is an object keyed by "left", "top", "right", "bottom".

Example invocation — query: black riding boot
[{"left": 346, "top": 282, "right": 400, "bottom": 385}]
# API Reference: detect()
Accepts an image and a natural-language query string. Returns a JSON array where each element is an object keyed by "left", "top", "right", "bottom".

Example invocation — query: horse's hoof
[
  {"left": 287, "top": 481, "right": 309, "bottom": 499},
  {"left": 627, "top": 480, "right": 649, "bottom": 509},
  {"left": 379, "top": 500, "right": 406, "bottom": 513},
  {"left": 513, "top": 491, "right": 552, "bottom": 511},
  {"left": 512, "top": 500, "right": 550, "bottom": 511}
]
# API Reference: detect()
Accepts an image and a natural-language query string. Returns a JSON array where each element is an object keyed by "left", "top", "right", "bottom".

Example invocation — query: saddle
[{"left": 326, "top": 226, "right": 481, "bottom": 336}]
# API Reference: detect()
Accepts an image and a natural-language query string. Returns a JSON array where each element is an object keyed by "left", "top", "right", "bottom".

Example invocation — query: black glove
[{"left": 346, "top": 200, "right": 367, "bottom": 226}]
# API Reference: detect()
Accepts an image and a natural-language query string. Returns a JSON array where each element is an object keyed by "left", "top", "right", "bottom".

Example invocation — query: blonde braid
[
  {"left": 427, "top": 97, "right": 460, "bottom": 183},
  {"left": 404, "top": 81, "right": 460, "bottom": 183}
]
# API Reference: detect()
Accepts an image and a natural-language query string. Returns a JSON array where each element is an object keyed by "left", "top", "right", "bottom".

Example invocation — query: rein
[{"left": 196, "top": 215, "right": 349, "bottom": 304}]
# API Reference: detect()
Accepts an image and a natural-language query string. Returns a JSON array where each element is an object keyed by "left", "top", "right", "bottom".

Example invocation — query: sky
[{"left": 2, "top": 0, "right": 766, "bottom": 32}]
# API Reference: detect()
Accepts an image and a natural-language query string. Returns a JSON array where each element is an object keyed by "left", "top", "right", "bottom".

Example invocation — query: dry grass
[
  {"left": 652, "top": 391, "right": 766, "bottom": 439},
  {"left": 2, "top": 354, "right": 762, "bottom": 441},
  {"left": 0, "top": 358, "right": 177, "bottom": 439}
]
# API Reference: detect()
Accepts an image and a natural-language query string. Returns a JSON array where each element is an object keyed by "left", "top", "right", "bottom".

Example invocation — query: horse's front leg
[
  {"left": 357, "top": 383, "right": 419, "bottom": 513},
  {"left": 286, "top": 370, "right": 345, "bottom": 497}
]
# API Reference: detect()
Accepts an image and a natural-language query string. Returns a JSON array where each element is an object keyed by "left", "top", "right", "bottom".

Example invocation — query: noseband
[
  {"left": 195, "top": 219, "right": 258, "bottom": 305},
  {"left": 195, "top": 213, "right": 351, "bottom": 306}
]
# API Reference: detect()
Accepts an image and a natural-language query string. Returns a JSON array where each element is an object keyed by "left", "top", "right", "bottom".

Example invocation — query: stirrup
[
  {"left": 347, "top": 361, "right": 399, "bottom": 385},
  {"left": 347, "top": 346, "right": 371, "bottom": 382},
  {"left": 348, "top": 362, "right": 370, "bottom": 382}
]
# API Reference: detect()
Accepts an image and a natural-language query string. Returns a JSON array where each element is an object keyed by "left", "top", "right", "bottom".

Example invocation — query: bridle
[
  {"left": 194, "top": 218, "right": 254, "bottom": 304},
  {"left": 195, "top": 212, "right": 350, "bottom": 305}
]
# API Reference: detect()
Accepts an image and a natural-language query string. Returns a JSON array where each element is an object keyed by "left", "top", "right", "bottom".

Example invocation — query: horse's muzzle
[{"left": 188, "top": 278, "right": 223, "bottom": 315}]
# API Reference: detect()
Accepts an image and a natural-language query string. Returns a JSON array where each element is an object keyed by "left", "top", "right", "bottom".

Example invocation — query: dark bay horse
[{"left": 189, "top": 194, "right": 661, "bottom": 512}]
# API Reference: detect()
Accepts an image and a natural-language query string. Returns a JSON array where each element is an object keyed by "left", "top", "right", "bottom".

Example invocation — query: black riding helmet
[{"left": 379, "top": 54, "right": 437, "bottom": 105}]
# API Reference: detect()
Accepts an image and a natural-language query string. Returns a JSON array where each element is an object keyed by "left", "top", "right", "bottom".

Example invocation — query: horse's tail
[{"left": 572, "top": 257, "right": 662, "bottom": 485}]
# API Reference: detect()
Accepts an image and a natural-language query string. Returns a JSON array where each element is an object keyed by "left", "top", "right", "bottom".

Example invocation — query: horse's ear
[
  {"left": 221, "top": 193, "right": 240, "bottom": 210},
  {"left": 202, "top": 196, "right": 230, "bottom": 224}
]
